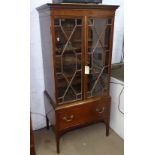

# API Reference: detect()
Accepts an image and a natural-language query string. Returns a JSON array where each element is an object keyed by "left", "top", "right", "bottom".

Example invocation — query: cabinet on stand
[{"left": 37, "top": 3, "right": 119, "bottom": 153}]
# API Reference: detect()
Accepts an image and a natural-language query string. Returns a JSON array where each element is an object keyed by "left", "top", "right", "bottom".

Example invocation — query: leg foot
[{"left": 46, "top": 115, "right": 49, "bottom": 130}]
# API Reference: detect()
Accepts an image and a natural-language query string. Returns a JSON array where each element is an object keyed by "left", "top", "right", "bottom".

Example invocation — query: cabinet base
[
  {"left": 46, "top": 116, "right": 109, "bottom": 154},
  {"left": 44, "top": 91, "right": 111, "bottom": 153}
]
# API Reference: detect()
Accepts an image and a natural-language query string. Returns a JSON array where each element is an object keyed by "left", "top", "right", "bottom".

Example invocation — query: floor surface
[{"left": 34, "top": 123, "right": 124, "bottom": 155}]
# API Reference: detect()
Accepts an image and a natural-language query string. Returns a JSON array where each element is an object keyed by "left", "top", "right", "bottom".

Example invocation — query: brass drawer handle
[
  {"left": 63, "top": 115, "right": 74, "bottom": 122},
  {"left": 96, "top": 107, "right": 105, "bottom": 114}
]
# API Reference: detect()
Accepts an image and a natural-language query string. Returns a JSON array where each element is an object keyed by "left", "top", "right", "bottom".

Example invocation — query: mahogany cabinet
[{"left": 37, "top": 3, "right": 118, "bottom": 153}]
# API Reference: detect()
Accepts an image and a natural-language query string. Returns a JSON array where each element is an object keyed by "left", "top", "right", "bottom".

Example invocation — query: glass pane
[
  {"left": 76, "top": 19, "right": 82, "bottom": 25},
  {"left": 72, "top": 71, "right": 81, "bottom": 94},
  {"left": 57, "top": 74, "right": 68, "bottom": 98},
  {"left": 88, "top": 19, "right": 94, "bottom": 26},
  {"left": 54, "top": 18, "right": 82, "bottom": 104},
  {"left": 64, "top": 87, "right": 76, "bottom": 102},
  {"left": 104, "top": 26, "right": 111, "bottom": 50},
  {"left": 54, "top": 19, "right": 60, "bottom": 26},
  {"left": 62, "top": 52, "right": 76, "bottom": 75},
  {"left": 87, "top": 18, "right": 112, "bottom": 98},
  {"left": 55, "top": 27, "right": 67, "bottom": 55}
]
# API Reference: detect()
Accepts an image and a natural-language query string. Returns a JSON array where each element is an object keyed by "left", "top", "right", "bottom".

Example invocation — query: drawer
[{"left": 56, "top": 97, "right": 110, "bottom": 130}]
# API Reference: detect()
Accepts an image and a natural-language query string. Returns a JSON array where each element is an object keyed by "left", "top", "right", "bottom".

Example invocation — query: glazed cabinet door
[
  {"left": 53, "top": 17, "right": 84, "bottom": 104},
  {"left": 85, "top": 17, "right": 113, "bottom": 98}
]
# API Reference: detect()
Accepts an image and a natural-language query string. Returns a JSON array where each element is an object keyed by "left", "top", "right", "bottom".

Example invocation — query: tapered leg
[
  {"left": 46, "top": 115, "right": 49, "bottom": 130},
  {"left": 56, "top": 133, "right": 60, "bottom": 153},
  {"left": 106, "top": 122, "right": 109, "bottom": 136}
]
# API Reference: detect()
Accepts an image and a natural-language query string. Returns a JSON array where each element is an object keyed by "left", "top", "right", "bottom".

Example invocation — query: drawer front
[{"left": 56, "top": 97, "right": 110, "bottom": 130}]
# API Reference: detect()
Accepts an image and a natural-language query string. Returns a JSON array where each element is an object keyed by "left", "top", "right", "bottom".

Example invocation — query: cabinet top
[{"left": 36, "top": 3, "right": 119, "bottom": 12}]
